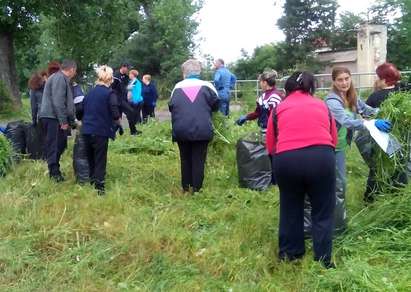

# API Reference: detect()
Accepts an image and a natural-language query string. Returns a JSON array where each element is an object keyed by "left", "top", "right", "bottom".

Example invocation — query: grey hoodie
[
  {"left": 39, "top": 71, "right": 75, "bottom": 125},
  {"left": 325, "top": 91, "right": 377, "bottom": 130}
]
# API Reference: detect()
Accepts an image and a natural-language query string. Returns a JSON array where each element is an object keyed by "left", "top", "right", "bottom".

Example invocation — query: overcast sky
[{"left": 195, "top": 0, "right": 377, "bottom": 63}]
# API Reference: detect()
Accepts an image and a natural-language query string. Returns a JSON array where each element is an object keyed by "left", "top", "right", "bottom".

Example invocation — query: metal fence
[{"left": 231, "top": 71, "right": 411, "bottom": 101}]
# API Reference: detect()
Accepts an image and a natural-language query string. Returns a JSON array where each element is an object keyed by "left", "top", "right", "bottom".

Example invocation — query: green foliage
[
  {"left": 375, "top": 91, "right": 411, "bottom": 191},
  {"left": 370, "top": 0, "right": 411, "bottom": 70},
  {"left": 330, "top": 11, "right": 364, "bottom": 51},
  {"left": 111, "top": 0, "right": 201, "bottom": 97},
  {"left": 277, "top": 0, "right": 338, "bottom": 68},
  {"left": 232, "top": 44, "right": 281, "bottom": 79},
  {"left": 0, "top": 134, "right": 12, "bottom": 176}
]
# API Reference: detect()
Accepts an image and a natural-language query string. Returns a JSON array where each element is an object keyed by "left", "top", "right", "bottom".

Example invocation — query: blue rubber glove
[
  {"left": 236, "top": 115, "right": 247, "bottom": 126},
  {"left": 375, "top": 119, "right": 392, "bottom": 133}
]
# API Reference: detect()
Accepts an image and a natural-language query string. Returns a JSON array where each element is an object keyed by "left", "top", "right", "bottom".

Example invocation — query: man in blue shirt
[{"left": 213, "top": 59, "right": 236, "bottom": 116}]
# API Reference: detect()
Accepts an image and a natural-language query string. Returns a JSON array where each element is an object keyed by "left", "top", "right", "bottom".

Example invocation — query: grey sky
[{"left": 196, "top": 0, "right": 377, "bottom": 63}]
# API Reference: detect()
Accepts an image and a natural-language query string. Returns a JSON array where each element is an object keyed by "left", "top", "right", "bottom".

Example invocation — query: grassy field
[{"left": 0, "top": 99, "right": 410, "bottom": 291}]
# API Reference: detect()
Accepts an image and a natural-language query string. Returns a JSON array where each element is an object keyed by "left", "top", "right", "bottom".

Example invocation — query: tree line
[
  {"left": 0, "top": 0, "right": 200, "bottom": 109},
  {"left": 232, "top": 0, "right": 411, "bottom": 80}
]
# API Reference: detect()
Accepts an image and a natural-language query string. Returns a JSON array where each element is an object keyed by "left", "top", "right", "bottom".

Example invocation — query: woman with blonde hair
[
  {"left": 325, "top": 67, "right": 390, "bottom": 230},
  {"left": 81, "top": 65, "right": 121, "bottom": 195}
]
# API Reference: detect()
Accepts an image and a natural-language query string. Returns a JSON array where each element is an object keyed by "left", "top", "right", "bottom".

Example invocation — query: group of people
[
  {"left": 236, "top": 62, "right": 404, "bottom": 268},
  {"left": 28, "top": 60, "right": 158, "bottom": 194},
  {"left": 169, "top": 58, "right": 406, "bottom": 268},
  {"left": 110, "top": 63, "right": 159, "bottom": 135},
  {"left": 27, "top": 56, "right": 406, "bottom": 268}
]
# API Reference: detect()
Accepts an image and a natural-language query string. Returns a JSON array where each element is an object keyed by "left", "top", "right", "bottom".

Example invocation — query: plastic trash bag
[
  {"left": 73, "top": 133, "right": 89, "bottom": 183},
  {"left": 236, "top": 132, "right": 272, "bottom": 191},
  {"left": 25, "top": 124, "right": 43, "bottom": 160},
  {"left": 5, "top": 121, "right": 27, "bottom": 160},
  {"left": 354, "top": 128, "right": 374, "bottom": 167}
]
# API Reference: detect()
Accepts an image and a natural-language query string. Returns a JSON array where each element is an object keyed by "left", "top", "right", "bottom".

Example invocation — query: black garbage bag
[
  {"left": 354, "top": 128, "right": 374, "bottom": 167},
  {"left": 236, "top": 132, "right": 272, "bottom": 191},
  {"left": 303, "top": 187, "right": 347, "bottom": 238},
  {"left": 73, "top": 134, "right": 90, "bottom": 183},
  {"left": 5, "top": 121, "right": 27, "bottom": 160},
  {"left": 303, "top": 196, "right": 312, "bottom": 237},
  {"left": 25, "top": 124, "right": 43, "bottom": 160}
]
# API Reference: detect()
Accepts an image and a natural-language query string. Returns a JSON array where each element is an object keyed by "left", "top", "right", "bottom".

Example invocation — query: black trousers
[
  {"left": 128, "top": 102, "right": 143, "bottom": 134},
  {"left": 274, "top": 146, "right": 336, "bottom": 263},
  {"left": 142, "top": 103, "right": 155, "bottom": 123},
  {"left": 41, "top": 118, "right": 68, "bottom": 176},
  {"left": 83, "top": 134, "right": 109, "bottom": 189},
  {"left": 177, "top": 141, "right": 209, "bottom": 192}
]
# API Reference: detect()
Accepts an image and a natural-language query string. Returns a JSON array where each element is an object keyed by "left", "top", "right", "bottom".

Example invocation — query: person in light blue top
[
  {"left": 127, "top": 69, "right": 143, "bottom": 135},
  {"left": 213, "top": 58, "right": 236, "bottom": 116}
]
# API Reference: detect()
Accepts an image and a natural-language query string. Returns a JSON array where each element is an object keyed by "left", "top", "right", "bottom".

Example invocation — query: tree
[
  {"left": 370, "top": 0, "right": 411, "bottom": 69},
  {"left": 330, "top": 11, "right": 364, "bottom": 51},
  {"left": 277, "top": 0, "right": 338, "bottom": 69},
  {"left": 232, "top": 44, "right": 281, "bottom": 79},
  {"left": 1, "top": 0, "right": 146, "bottom": 109},
  {"left": 110, "top": 0, "right": 201, "bottom": 95},
  {"left": 0, "top": 0, "right": 45, "bottom": 106}
]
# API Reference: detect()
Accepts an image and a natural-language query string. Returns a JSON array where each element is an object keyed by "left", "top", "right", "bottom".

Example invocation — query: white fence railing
[{"left": 231, "top": 71, "right": 411, "bottom": 101}]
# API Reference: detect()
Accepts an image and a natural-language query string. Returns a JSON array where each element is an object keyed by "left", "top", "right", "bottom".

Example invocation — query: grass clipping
[{"left": 375, "top": 91, "right": 411, "bottom": 191}]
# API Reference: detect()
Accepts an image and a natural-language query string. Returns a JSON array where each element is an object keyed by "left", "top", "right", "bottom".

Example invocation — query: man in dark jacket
[
  {"left": 112, "top": 63, "right": 135, "bottom": 133},
  {"left": 39, "top": 59, "right": 77, "bottom": 182}
]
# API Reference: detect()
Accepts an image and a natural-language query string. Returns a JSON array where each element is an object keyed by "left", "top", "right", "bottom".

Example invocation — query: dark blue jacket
[
  {"left": 169, "top": 78, "right": 219, "bottom": 141},
  {"left": 82, "top": 85, "right": 120, "bottom": 140},
  {"left": 142, "top": 82, "right": 158, "bottom": 106}
]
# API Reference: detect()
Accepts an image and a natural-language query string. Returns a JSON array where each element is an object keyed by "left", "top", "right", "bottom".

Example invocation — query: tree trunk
[{"left": 0, "top": 31, "right": 21, "bottom": 108}]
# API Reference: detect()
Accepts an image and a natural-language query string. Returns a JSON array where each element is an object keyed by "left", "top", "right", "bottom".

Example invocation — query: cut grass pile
[
  {"left": 0, "top": 110, "right": 410, "bottom": 291},
  {"left": 375, "top": 91, "right": 411, "bottom": 191}
]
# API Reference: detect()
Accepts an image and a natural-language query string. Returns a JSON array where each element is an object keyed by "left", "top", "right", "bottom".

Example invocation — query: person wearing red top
[{"left": 266, "top": 71, "right": 338, "bottom": 268}]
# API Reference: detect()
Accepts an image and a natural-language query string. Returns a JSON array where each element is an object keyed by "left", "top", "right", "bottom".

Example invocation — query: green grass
[{"left": 0, "top": 109, "right": 410, "bottom": 291}]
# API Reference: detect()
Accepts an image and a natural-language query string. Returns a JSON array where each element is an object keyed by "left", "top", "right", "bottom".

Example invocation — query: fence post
[
  {"left": 256, "top": 80, "right": 259, "bottom": 97},
  {"left": 235, "top": 81, "right": 238, "bottom": 102}
]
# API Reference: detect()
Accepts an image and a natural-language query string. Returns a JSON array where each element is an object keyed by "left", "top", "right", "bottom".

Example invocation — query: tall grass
[{"left": 0, "top": 112, "right": 410, "bottom": 291}]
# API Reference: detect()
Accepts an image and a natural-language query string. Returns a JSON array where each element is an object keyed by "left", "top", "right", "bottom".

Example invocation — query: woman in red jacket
[{"left": 266, "top": 71, "right": 338, "bottom": 268}]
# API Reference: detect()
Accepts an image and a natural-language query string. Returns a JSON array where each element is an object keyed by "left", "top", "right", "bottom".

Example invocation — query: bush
[{"left": 0, "top": 134, "right": 13, "bottom": 176}]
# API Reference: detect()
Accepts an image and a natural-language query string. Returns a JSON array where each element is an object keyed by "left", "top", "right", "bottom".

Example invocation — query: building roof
[{"left": 317, "top": 49, "right": 357, "bottom": 63}]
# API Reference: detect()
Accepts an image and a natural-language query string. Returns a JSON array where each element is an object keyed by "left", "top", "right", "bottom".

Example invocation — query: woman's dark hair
[
  {"left": 284, "top": 71, "right": 316, "bottom": 95},
  {"left": 28, "top": 72, "right": 44, "bottom": 90},
  {"left": 47, "top": 61, "right": 61, "bottom": 76}
]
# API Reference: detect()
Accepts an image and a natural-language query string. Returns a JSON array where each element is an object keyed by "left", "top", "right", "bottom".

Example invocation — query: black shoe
[
  {"left": 322, "top": 261, "right": 336, "bottom": 269},
  {"left": 50, "top": 174, "right": 65, "bottom": 182},
  {"left": 95, "top": 183, "right": 105, "bottom": 196}
]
